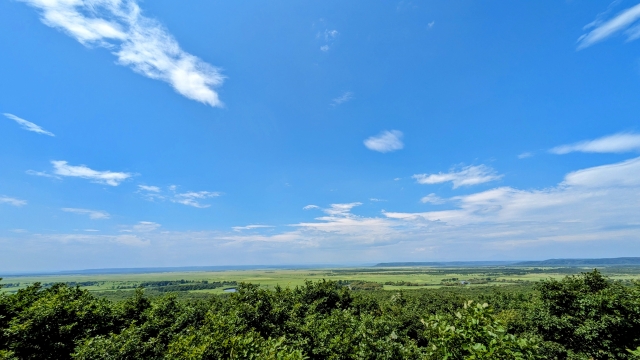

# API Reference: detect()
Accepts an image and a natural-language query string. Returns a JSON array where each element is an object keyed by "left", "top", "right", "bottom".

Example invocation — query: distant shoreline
[{"left": 3, "top": 257, "right": 640, "bottom": 277}]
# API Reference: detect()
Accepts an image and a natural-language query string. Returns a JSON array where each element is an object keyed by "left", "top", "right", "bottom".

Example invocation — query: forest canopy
[{"left": 1, "top": 270, "right": 640, "bottom": 359}]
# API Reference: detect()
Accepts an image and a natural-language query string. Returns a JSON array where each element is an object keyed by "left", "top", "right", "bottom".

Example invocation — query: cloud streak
[
  {"left": 52, "top": 161, "right": 132, "bottom": 186},
  {"left": 550, "top": 133, "right": 640, "bottom": 154},
  {"left": 578, "top": 3, "right": 640, "bottom": 49},
  {"left": 364, "top": 130, "right": 404, "bottom": 153},
  {"left": 21, "top": 0, "right": 224, "bottom": 106},
  {"left": 4, "top": 113, "right": 54, "bottom": 136},
  {"left": 172, "top": 191, "right": 221, "bottom": 208},
  {"left": 0, "top": 196, "right": 27, "bottom": 206},
  {"left": 331, "top": 91, "right": 353, "bottom": 106},
  {"left": 62, "top": 208, "right": 110, "bottom": 219},
  {"left": 413, "top": 165, "right": 502, "bottom": 189}
]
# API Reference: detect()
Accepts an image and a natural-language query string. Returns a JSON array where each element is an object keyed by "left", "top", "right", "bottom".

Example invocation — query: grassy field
[{"left": 3, "top": 266, "right": 640, "bottom": 299}]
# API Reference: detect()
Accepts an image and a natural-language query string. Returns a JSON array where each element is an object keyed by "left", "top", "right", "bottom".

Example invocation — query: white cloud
[
  {"left": 324, "top": 29, "right": 339, "bottom": 40},
  {"left": 172, "top": 191, "right": 221, "bottom": 208},
  {"left": 232, "top": 224, "right": 274, "bottom": 232},
  {"left": 0, "top": 196, "right": 27, "bottom": 206},
  {"left": 318, "top": 28, "right": 338, "bottom": 52},
  {"left": 137, "top": 184, "right": 164, "bottom": 201},
  {"left": 331, "top": 91, "right": 353, "bottom": 106},
  {"left": 51, "top": 160, "right": 132, "bottom": 186},
  {"left": 4, "top": 113, "right": 55, "bottom": 136},
  {"left": 26, "top": 170, "right": 61, "bottom": 179},
  {"left": 518, "top": 152, "right": 533, "bottom": 159},
  {"left": 364, "top": 130, "right": 404, "bottom": 153},
  {"left": 138, "top": 185, "right": 160, "bottom": 192},
  {"left": 8, "top": 156, "right": 640, "bottom": 267},
  {"left": 43, "top": 233, "right": 150, "bottom": 246},
  {"left": 303, "top": 205, "right": 319, "bottom": 210},
  {"left": 428, "top": 21, "right": 435, "bottom": 28},
  {"left": 420, "top": 193, "right": 445, "bottom": 204},
  {"left": 578, "top": 3, "right": 640, "bottom": 49},
  {"left": 132, "top": 221, "right": 161, "bottom": 232},
  {"left": 550, "top": 133, "right": 640, "bottom": 154},
  {"left": 21, "top": 0, "right": 224, "bottom": 106},
  {"left": 62, "top": 208, "right": 110, "bottom": 219},
  {"left": 413, "top": 165, "right": 502, "bottom": 189},
  {"left": 370, "top": 198, "right": 386, "bottom": 202},
  {"left": 321, "top": 202, "right": 362, "bottom": 217}
]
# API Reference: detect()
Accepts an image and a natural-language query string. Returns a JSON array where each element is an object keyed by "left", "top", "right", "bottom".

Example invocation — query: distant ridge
[
  {"left": 513, "top": 257, "right": 640, "bottom": 267},
  {"left": 373, "top": 261, "right": 518, "bottom": 267},
  {"left": 374, "top": 257, "right": 640, "bottom": 268}
]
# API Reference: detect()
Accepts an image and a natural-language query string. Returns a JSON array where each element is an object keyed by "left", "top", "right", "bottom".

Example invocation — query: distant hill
[
  {"left": 513, "top": 257, "right": 640, "bottom": 267},
  {"left": 373, "top": 261, "right": 518, "bottom": 267},
  {"left": 374, "top": 258, "right": 640, "bottom": 268}
]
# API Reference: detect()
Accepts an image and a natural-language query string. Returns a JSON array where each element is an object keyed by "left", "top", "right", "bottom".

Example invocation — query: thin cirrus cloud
[
  {"left": 577, "top": 2, "right": 640, "bottom": 49},
  {"left": 138, "top": 185, "right": 221, "bottom": 208},
  {"left": 21, "top": 0, "right": 224, "bottom": 107},
  {"left": 172, "top": 191, "right": 221, "bottom": 208},
  {"left": 420, "top": 193, "right": 445, "bottom": 204},
  {"left": 0, "top": 196, "right": 27, "bottom": 207},
  {"left": 413, "top": 165, "right": 503, "bottom": 189},
  {"left": 61, "top": 208, "right": 110, "bottom": 220},
  {"left": 331, "top": 91, "right": 353, "bottom": 106},
  {"left": 4, "top": 113, "right": 54, "bottom": 136},
  {"left": 364, "top": 130, "right": 404, "bottom": 153},
  {"left": 550, "top": 133, "right": 640, "bottom": 154},
  {"left": 232, "top": 225, "right": 274, "bottom": 232},
  {"left": 50, "top": 161, "right": 132, "bottom": 186},
  {"left": 319, "top": 29, "right": 339, "bottom": 51}
]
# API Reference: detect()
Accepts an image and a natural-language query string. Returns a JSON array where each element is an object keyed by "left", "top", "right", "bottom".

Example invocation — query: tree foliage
[{"left": 1, "top": 271, "right": 639, "bottom": 359}]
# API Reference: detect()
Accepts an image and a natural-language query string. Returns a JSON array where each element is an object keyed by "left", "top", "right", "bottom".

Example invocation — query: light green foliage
[{"left": 422, "top": 301, "right": 541, "bottom": 359}]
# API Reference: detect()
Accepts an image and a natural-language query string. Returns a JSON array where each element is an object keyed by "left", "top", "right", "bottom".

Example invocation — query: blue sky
[{"left": 2, "top": 0, "right": 640, "bottom": 272}]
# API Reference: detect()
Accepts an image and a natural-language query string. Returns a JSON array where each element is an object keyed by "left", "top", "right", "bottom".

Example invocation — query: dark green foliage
[
  {"left": 2, "top": 271, "right": 640, "bottom": 359},
  {"left": 531, "top": 270, "right": 640, "bottom": 359}
]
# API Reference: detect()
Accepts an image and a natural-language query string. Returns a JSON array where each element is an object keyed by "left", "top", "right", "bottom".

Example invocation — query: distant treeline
[{"left": 113, "top": 280, "right": 237, "bottom": 291}]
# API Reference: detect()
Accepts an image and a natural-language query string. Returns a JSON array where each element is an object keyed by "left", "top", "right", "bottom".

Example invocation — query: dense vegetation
[{"left": 1, "top": 270, "right": 640, "bottom": 359}]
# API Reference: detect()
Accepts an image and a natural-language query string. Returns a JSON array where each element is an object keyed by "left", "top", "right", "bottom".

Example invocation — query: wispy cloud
[
  {"left": 138, "top": 185, "right": 160, "bottom": 192},
  {"left": 26, "top": 170, "right": 61, "bottom": 179},
  {"left": 413, "top": 165, "right": 502, "bottom": 189},
  {"left": 331, "top": 91, "right": 353, "bottom": 106},
  {"left": 318, "top": 28, "right": 339, "bottom": 51},
  {"left": 364, "top": 130, "right": 404, "bottom": 153},
  {"left": 0, "top": 196, "right": 27, "bottom": 206},
  {"left": 138, "top": 185, "right": 220, "bottom": 207},
  {"left": 550, "top": 133, "right": 640, "bottom": 154},
  {"left": 51, "top": 161, "right": 132, "bottom": 186},
  {"left": 9, "top": 157, "right": 640, "bottom": 267},
  {"left": 132, "top": 221, "right": 161, "bottom": 232},
  {"left": 62, "top": 208, "right": 110, "bottom": 219},
  {"left": 420, "top": 193, "right": 445, "bottom": 204},
  {"left": 4, "top": 113, "right": 54, "bottom": 136},
  {"left": 578, "top": 3, "right": 640, "bottom": 49},
  {"left": 232, "top": 224, "right": 274, "bottom": 232},
  {"left": 21, "top": 0, "right": 224, "bottom": 106},
  {"left": 303, "top": 205, "right": 319, "bottom": 210},
  {"left": 172, "top": 191, "right": 221, "bottom": 208},
  {"left": 518, "top": 152, "right": 533, "bottom": 159}
]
